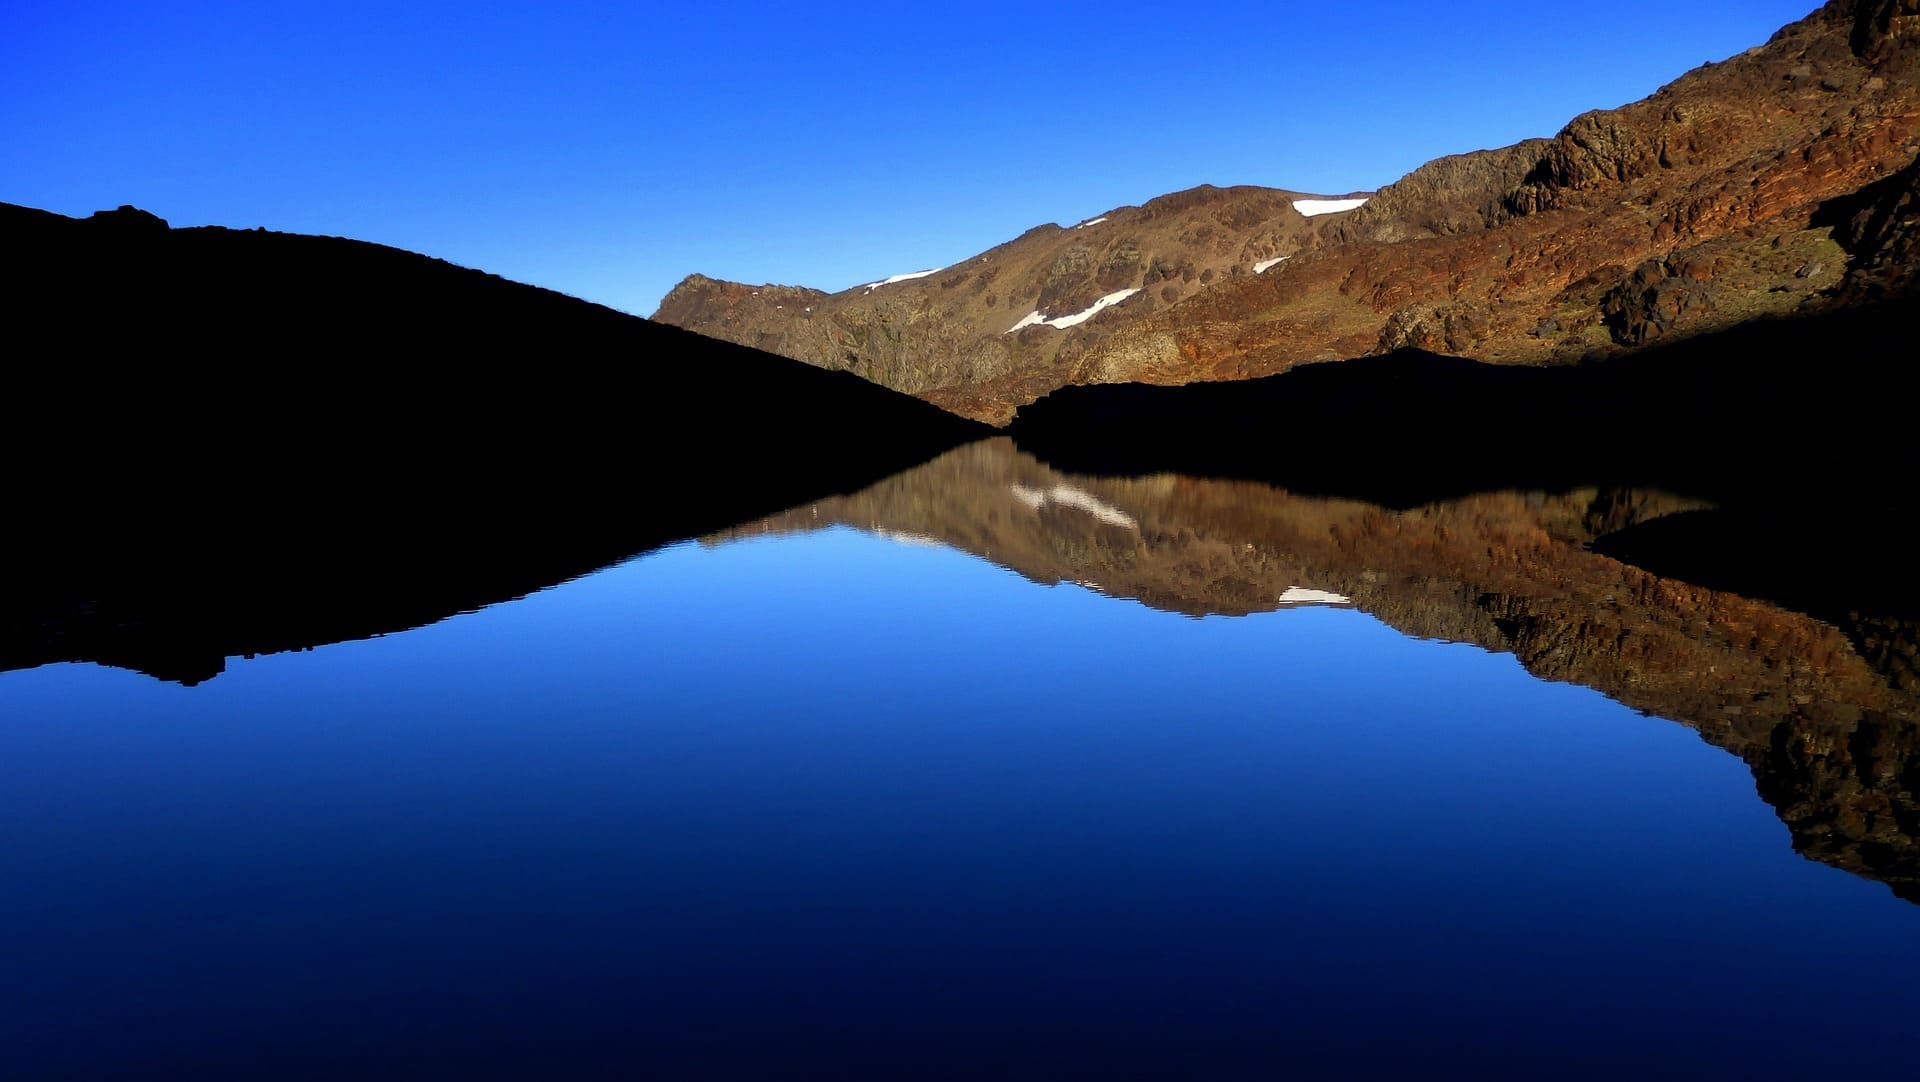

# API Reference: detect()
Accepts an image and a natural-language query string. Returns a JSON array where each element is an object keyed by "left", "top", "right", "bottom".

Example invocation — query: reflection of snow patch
[
  {"left": 1293, "top": 198, "right": 1368, "bottom": 217},
  {"left": 1049, "top": 486, "right": 1136, "bottom": 528},
  {"left": 1254, "top": 256, "right": 1290, "bottom": 274},
  {"left": 873, "top": 528, "right": 945, "bottom": 548},
  {"left": 1278, "top": 586, "right": 1352, "bottom": 606},
  {"left": 1010, "top": 483, "right": 1136, "bottom": 529},
  {"left": 862, "top": 268, "right": 941, "bottom": 292},
  {"left": 1075, "top": 217, "right": 1108, "bottom": 228},
  {"left": 1005, "top": 287, "right": 1141, "bottom": 333}
]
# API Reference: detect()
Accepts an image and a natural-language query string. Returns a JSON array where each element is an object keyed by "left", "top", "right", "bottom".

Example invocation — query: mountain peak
[{"left": 652, "top": 184, "right": 1370, "bottom": 420}]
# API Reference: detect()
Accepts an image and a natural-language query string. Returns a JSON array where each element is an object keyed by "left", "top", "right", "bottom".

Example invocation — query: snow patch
[
  {"left": 1004, "top": 287, "right": 1141, "bottom": 333},
  {"left": 862, "top": 268, "right": 941, "bottom": 293},
  {"left": 1293, "top": 198, "right": 1368, "bottom": 217},
  {"left": 1010, "top": 483, "right": 1137, "bottom": 530},
  {"left": 1277, "top": 586, "right": 1352, "bottom": 606},
  {"left": 1254, "top": 256, "right": 1290, "bottom": 274}
]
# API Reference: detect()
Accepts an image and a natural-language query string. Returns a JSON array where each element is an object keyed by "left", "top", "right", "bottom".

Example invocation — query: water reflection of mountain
[
  {"left": 6, "top": 428, "right": 1914, "bottom": 901},
  {"left": 712, "top": 438, "right": 1920, "bottom": 903}
]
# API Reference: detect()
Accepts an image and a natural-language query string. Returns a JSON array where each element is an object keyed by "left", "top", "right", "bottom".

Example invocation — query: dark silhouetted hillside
[
  {"left": 0, "top": 202, "right": 986, "bottom": 682},
  {"left": 1009, "top": 300, "right": 1919, "bottom": 513}
]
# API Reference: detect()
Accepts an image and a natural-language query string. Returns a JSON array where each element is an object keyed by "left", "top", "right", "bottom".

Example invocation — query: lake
[{"left": 4, "top": 440, "right": 1916, "bottom": 1080}]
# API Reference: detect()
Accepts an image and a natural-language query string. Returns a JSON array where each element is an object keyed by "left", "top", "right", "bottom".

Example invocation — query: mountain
[
  {"left": 653, "top": 185, "right": 1371, "bottom": 420},
  {"left": 0, "top": 201, "right": 986, "bottom": 683},
  {"left": 710, "top": 438, "right": 1920, "bottom": 901},
  {"left": 656, "top": 0, "right": 1919, "bottom": 424}
]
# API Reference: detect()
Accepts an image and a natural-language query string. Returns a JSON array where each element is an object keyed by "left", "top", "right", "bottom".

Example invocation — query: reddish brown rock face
[
  {"left": 653, "top": 185, "right": 1351, "bottom": 422},
  {"left": 1852, "top": 0, "right": 1920, "bottom": 60},
  {"left": 658, "top": 1, "right": 1920, "bottom": 426}
]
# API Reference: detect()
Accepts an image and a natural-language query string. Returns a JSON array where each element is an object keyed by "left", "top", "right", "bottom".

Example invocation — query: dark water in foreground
[{"left": 3, "top": 444, "right": 1917, "bottom": 1079}]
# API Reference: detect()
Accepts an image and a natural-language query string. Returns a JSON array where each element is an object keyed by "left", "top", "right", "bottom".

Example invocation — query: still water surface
[{"left": 3, "top": 447, "right": 1917, "bottom": 1079}]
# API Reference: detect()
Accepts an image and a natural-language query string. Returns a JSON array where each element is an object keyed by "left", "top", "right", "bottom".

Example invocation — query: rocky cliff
[{"left": 659, "top": 0, "right": 1920, "bottom": 424}]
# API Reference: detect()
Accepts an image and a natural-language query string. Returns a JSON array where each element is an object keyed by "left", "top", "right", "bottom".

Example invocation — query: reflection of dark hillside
[
  {"left": 714, "top": 439, "right": 1920, "bottom": 902},
  {"left": 0, "top": 203, "right": 984, "bottom": 683},
  {"left": 1010, "top": 302, "right": 1919, "bottom": 511},
  {"left": 4, "top": 523, "right": 641, "bottom": 686},
  {"left": 1590, "top": 509, "right": 1920, "bottom": 694}
]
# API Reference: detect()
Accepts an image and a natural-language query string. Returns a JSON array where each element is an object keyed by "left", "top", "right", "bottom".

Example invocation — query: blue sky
[{"left": 3, "top": 1, "right": 1818, "bottom": 315}]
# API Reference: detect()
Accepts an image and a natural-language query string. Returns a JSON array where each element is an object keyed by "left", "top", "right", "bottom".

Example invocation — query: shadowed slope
[{"left": 1009, "top": 298, "right": 1918, "bottom": 512}]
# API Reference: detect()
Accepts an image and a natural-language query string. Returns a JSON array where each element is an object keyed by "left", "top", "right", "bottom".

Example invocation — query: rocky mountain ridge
[
  {"left": 658, "top": 0, "right": 1920, "bottom": 423},
  {"left": 654, "top": 185, "right": 1370, "bottom": 418}
]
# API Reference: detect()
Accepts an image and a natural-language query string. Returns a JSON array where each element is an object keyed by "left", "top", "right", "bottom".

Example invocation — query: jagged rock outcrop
[
  {"left": 1329, "top": 140, "right": 1552, "bottom": 244},
  {"left": 1829, "top": 152, "right": 1920, "bottom": 297},
  {"left": 660, "top": 1, "right": 1920, "bottom": 424},
  {"left": 1598, "top": 257, "right": 1723, "bottom": 346},
  {"left": 1851, "top": 0, "right": 1920, "bottom": 61},
  {"left": 650, "top": 273, "right": 829, "bottom": 337}
]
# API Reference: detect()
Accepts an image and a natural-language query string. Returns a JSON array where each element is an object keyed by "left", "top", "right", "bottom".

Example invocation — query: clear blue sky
[{"left": 3, "top": 1, "right": 1818, "bottom": 315}]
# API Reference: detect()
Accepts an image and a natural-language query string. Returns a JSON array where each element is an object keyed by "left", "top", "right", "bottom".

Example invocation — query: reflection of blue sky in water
[{"left": 3, "top": 526, "right": 1917, "bottom": 1077}]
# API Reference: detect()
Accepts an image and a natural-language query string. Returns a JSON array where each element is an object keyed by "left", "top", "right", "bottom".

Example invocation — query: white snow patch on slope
[
  {"left": 1254, "top": 256, "right": 1290, "bottom": 274},
  {"left": 1277, "top": 586, "right": 1352, "bottom": 606},
  {"left": 1009, "top": 483, "right": 1137, "bottom": 529},
  {"left": 1293, "top": 198, "right": 1368, "bottom": 217},
  {"left": 1005, "top": 287, "right": 1141, "bottom": 333},
  {"left": 862, "top": 268, "right": 941, "bottom": 292},
  {"left": 1075, "top": 217, "right": 1109, "bottom": 229}
]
